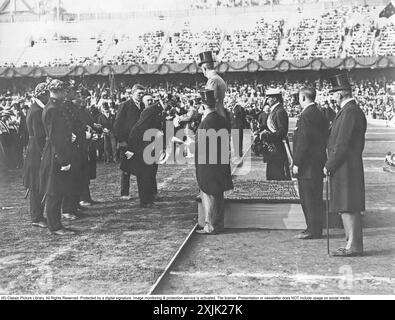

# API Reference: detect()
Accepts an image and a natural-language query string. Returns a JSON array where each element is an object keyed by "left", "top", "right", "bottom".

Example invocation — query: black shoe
[
  {"left": 32, "top": 221, "right": 48, "bottom": 228},
  {"left": 294, "top": 232, "right": 322, "bottom": 240},
  {"left": 331, "top": 248, "right": 364, "bottom": 257},
  {"left": 51, "top": 228, "right": 75, "bottom": 236}
]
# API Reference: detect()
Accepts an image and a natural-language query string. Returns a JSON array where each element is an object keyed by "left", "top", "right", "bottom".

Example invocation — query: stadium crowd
[{"left": 1, "top": 76, "right": 394, "bottom": 172}]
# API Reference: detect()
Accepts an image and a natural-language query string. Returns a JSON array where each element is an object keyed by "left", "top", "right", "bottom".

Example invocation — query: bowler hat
[
  {"left": 329, "top": 74, "right": 351, "bottom": 93},
  {"left": 199, "top": 89, "right": 216, "bottom": 108},
  {"left": 198, "top": 51, "right": 215, "bottom": 67}
]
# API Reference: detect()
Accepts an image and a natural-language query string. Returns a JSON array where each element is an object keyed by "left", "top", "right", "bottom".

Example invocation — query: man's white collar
[
  {"left": 270, "top": 102, "right": 280, "bottom": 113},
  {"left": 206, "top": 70, "right": 217, "bottom": 79},
  {"left": 34, "top": 98, "right": 46, "bottom": 109}
]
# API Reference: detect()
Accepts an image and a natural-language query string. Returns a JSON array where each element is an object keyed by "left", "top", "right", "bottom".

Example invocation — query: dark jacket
[
  {"left": 293, "top": 103, "right": 329, "bottom": 179},
  {"left": 325, "top": 99, "right": 366, "bottom": 213},
  {"left": 97, "top": 113, "right": 115, "bottom": 132},
  {"left": 258, "top": 111, "right": 269, "bottom": 131},
  {"left": 23, "top": 102, "right": 46, "bottom": 191},
  {"left": 230, "top": 105, "right": 247, "bottom": 129},
  {"left": 195, "top": 111, "right": 234, "bottom": 195},
  {"left": 114, "top": 99, "right": 143, "bottom": 143},
  {"left": 123, "top": 103, "right": 163, "bottom": 176},
  {"left": 39, "top": 98, "right": 75, "bottom": 196},
  {"left": 265, "top": 103, "right": 289, "bottom": 160}
]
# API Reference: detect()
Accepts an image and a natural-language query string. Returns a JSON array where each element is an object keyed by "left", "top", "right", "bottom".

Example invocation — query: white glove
[
  {"left": 86, "top": 131, "right": 92, "bottom": 140},
  {"left": 71, "top": 133, "right": 77, "bottom": 143},
  {"left": 92, "top": 134, "right": 98, "bottom": 141},
  {"left": 125, "top": 151, "right": 134, "bottom": 160},
  {"left": 61, "top": 164, "right": 71, "bottom": 172}
]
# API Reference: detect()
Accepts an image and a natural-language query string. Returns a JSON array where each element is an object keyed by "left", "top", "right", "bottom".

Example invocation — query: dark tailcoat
[
  {"left": 114, "top": 99, "right": 143, "bottom": 173},
  {"left": 125, "top": 103, "right": 163, "bottom": 176},
  {"left": 23, "top": 102, "right": 46, "bottom": 192},
  {"left": 258, "top": 111, "right": 269, "bottom": 131},
  {"left": 325, "top": 99, "right": 367, "bottom": 213},
  {"left": 114, "top": 99, "right": 143, "bottom": 143},
  {"left": 265, "top": 104, "right": 291, "bottom": 181},
  {"left": 195, "top": 111, "right": 234, "bottom": 195},
  {"left": 293, "top": 103, "right": 328, "bottom": 179},
  {"left": 39, "top": 98, "right": 75, "bottom": 196}
]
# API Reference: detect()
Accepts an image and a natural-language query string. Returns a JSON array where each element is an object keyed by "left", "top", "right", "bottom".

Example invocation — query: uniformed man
[
  {"left": 261, "top": 88, "right": 291, "bottom": 181},
  {"left": 198, "top": 51, "right": 229, "bottom": 124},
  {"left": 23, "top": 83, "right": 50, "bottom": 228},
  {"left": 324, "top": 74, "right": 367, "bottom": 257},
  {"left": 39, "top": 79, "right": 75, "bottom": 236},
  {"left": 195, "top": 89, "right": 234, "bottom": 235}
]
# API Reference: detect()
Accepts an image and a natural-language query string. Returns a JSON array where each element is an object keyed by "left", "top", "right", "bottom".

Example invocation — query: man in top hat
[
  {"left": 114, "top": 84, "right": 146, "bottom": 200},
  {"left": 195, "top": 89, "right": 234, "bottom": 234},
  {"left": 324, "top": 73, "right": 366, "bottom": 257},
  {"left": 198, "top": 51, "right": 229, "bottom": 125},
  {"left": 261, "top": 88, "right": 291, "bottom": 181},
  {"left": 39, "top": 79, "right": 75, "bottom": 236},
  {"left": 230, "top": 102, "right": 247, "bottom": 160},
  {"left": 23, "top": 82, "right": 50, "bottom": 229},
  {"left": 292, "top": 86, "right": 329, "bottom": 240}
]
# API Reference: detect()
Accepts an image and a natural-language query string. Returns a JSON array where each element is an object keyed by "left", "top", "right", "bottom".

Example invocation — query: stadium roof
[{"left": 0, "top": 0, "right": 36, "bottom": 14}]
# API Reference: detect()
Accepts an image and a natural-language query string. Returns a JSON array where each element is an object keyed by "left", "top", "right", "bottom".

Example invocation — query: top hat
[
  {"left": 198, "top": 51, "right": 215, "bottom": 67},
  {"left": 329, "top": 74, "right": 351, "bottom": 93},
  {"left": 199, "top": 89, "right": 216, "bottom": 108}
]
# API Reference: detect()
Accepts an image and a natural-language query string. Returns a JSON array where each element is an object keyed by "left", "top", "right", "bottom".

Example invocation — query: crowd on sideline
[{"left": 1, "top": 76, "right": 394, "bottom": 172}]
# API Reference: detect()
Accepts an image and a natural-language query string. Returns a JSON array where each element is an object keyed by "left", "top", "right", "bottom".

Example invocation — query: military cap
[
  {"left": 34, "top": 82, "right": 49, "bottom": 97},
  {"left": 48, "top": 79, "right": 67, "bottom": 92}
]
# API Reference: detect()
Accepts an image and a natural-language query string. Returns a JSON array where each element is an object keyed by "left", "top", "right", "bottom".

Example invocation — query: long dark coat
[
  {"left": 293, "top": 103, "right": 328, "bottom": 179},
  {"left": 325, "top": 99, "right": 367, "bottom": 213},
  {"left": 195, "top": 111, "right": 234, "bottom": 195},
  {"left": 124, "top": 103, "right": 163, "bottom": 176},
  {"left": 114, "top": 99, "right": 143, "bottom": 173},
  {"left": 39, "top": 98, "right": 75, "bottom": 196},
  {"left": 23, "top": 102, "right": 46, "bottom": 192}
]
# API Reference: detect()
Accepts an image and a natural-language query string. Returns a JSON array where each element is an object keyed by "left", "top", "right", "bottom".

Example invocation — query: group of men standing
[{"left": 23, "top": 80, "right": 99, "bottom": 235}]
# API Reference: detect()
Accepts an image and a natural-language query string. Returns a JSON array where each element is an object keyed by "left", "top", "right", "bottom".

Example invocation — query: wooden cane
[{"left": 326, "top": 175, "right": 330, "bottom": 255}]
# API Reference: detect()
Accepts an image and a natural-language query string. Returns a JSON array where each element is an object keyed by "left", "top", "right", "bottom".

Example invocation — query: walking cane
[{"left": 326, "top": 175, "right": 330, "bottom": 255}]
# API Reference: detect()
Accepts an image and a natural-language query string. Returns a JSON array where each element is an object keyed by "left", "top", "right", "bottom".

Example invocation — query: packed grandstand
[{"left": 0, "top": 0, "right": 394, "bottom": 68}]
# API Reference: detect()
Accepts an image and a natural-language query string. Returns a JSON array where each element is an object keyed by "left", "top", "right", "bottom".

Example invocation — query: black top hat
[
  {"left": 199, "top": 89, "right": 216, "bottom": 108},
  {"left": 198, "top": 51, "right": 215, "bottom": 67},
  {"left": 329, "top": 74, "right": 351, "bottom": 93}
]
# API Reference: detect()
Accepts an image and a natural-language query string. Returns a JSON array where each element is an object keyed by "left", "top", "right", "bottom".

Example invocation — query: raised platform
[{"left": 198, "top": 159, "right": 341, "bottom": 230}]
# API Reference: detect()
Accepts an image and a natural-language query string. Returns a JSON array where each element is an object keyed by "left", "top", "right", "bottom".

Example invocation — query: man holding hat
[
  {"left": 23, "top": 82, "right": 50, "bottom": 228},
  {"left": 114, "top": 84, "right": 146, "bottom": 200},
  {"left": 261, "top": 88, "right": 291, "bottom": 181},
  {"left": 39, "top": 79, "right": 75, "bottom": 236},
  {"left": 324, "top": 73, "right": 366, "bottom": 257},
  {"left": 198, "top": 51, "right": 229, "bottom": 124},
  {"left": 195, "top": 89, "right": 234, "bottom": 234}
]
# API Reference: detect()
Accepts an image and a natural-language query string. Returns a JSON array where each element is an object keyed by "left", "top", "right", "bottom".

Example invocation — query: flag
[{"left": 379, "top": 1, "right": 395, "bottom": 18}]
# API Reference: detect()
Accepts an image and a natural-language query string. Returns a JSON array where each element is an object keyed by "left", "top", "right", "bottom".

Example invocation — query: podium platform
[{"left": 197, "top": 157, "right": 342, "bottom": 230}]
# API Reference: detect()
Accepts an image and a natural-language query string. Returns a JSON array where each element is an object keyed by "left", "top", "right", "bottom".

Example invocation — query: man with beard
[
  {"left": 324, "top": 74, "right": 367, "bottom": 257},
  {"left": 114, "top": 84, "right": 146, "bottom": 200},
  {"left": 23, "top": 83, "right": 50, "bottom": 228},
  {"left": 39, "top": 80, "right": 75, "bottom": 236}
]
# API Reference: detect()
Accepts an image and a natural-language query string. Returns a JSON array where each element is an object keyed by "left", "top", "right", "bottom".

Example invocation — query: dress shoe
[
  {"left": 294, "top": 232, "right": 322, "bottom": 240},
  {"left": 120, "top": 196, "right": 133, "bottom": 201},
  {"left": 62, "top": 213, "right": 78, "bottom": 221},
  {"left": 196, "top": 225, "right": 217, "bottom": 235},
  {"left": 79, "top": 201, "right": 92, "bottom": 207},
  {"left": 51, "top": 229, "right": 75, "bottom": 236},
  {"left": 331, "top": 248, "right": 363, "bottom": 257},
  {"left": 32, "top": 221, "right": 48, "bottom": 228}
]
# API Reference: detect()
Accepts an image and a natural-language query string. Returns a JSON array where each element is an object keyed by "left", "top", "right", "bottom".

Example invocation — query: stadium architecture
[{"left": 0, "top": 0, "right": 394, "bottom": 81}]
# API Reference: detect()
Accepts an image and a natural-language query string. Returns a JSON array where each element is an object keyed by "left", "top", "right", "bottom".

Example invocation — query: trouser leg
[
  {"left": 120, "top": 171, "right": 130, "bottom": 196},
  {"left": 151, "top": 164, "right": 158, "bottom": 195},
  {"left": 30, "top": 190, "right": 45, "bottom": 223},
  {"left": 62, "top": 195, "right": 79, "bottom": 214},
  {"left": 341, "top": 212, "right": 363, "bottom": 252},
  {"left": 103, "top": 135, "right": 110, "bottom": 162},
  {"left": 239, "top": 128, "right": 243, "bottom": 157},
  {"left": 45, "top": 194, "right": 63, "bottom": 232},
  {"left": 137, "top": 171, "right": 154, "bottom": 205},
  {"left": 80, "top": 180, "right": 91, "bottom": 203},
  {"left": 200, "top": 191, "right": 224, "bottom": 233},
  {"left": 110, "top": 133, "right": 117, "bottom": 161}
]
